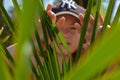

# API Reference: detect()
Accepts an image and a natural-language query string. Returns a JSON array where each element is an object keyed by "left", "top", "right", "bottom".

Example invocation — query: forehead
[{"left": 56, "top": 14, "right": 80, "bottom": 24}]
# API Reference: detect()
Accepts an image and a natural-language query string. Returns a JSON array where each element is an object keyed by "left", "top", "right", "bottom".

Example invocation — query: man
[{"left": 46, "top": 0, "right": 103, "bottom": 64}]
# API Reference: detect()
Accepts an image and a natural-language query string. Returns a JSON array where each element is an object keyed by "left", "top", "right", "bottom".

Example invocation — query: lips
[
  {"left": 60, "top": 41, "right": 71, "bottom": 45},
  {"left": 82, "top": 31, "right": 91, "bottom": 53}
]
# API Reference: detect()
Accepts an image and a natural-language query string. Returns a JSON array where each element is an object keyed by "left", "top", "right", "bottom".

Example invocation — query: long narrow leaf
[
  {"left": 31, "top": 61, "right": 41, "bottom": 80},
  {"left": 34, "top": 26, "right": 51, "bottom": 80},
  {"left": 111, "top": 4, "right": 120, "bottom": 28},
  {"left": 0, "top": 50, "right": 12, "bottom": 80},
  {"left": 52, "top": 41, "right": 61, "bottom": 80},
  {"left": 91, "top": 0, "right": 101, "bottom": 44},
  {"left": 76, "top": 0, "right": 93, "bottom": 61},
  {"left": 99, "top": 63, "right": 120, "bottom": 80},
  {"left": 101, "top": 0, "right": 114, "bottom": 33},
  {"left": 31, "top": 39, "right": 45, "bottom": 80},
  {"left": 0, "top": 3, "right": 15, "bottom": 39},
  {"left": 0, "top": 42, "right": 14, "bottom": 64},
  {"left": 12, "top": 0, "right": 21, "bottom": 17},
  {"left": 15, "top": 0, "right": 37, "bottom": 80}
]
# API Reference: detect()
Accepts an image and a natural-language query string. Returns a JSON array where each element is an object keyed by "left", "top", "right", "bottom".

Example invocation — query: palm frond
[{"left": 0, "top": 0, "right": 120, "bottom": 80}]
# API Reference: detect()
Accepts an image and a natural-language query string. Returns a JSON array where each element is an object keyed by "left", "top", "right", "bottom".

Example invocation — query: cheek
[
  {"left": 71, "top": 34, "right": 80, "bottom": 46},
  {"left": 69, "top": 33, "right": 80, "bottom": 52}
]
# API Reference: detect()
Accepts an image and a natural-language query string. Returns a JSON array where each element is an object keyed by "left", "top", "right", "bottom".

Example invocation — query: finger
[
  {"left": 79, "top": 13, "right": 84, "bottom": 25},
  {"left": 87, "top": 15, "right": 94, "bottom": 33},
  {"left": 87, "top": 23, "right": 93, "bottom": 33},
  {"left": 74, "top": 23, "right": 82, "bottom": 32},
  {"left": 56, "top": 17, "right": 65, "bottom": 29},
  {"left": 98, "top": 13, "right": 104, "bottom": 26},
  {"left": 47, "top": 10, "right": 56, "bottom": 23},
  {"left": 85, "top": 31, "right": 91, "bottom": 43},
  {"left": 46, "top": 4, "right": 52, "bottom": 12},
  {"left": 84, "top": 10, "right": 94, "bottom": 26},
  {"left": 89, "top": 15, "right": 94, "bottom": 26}
]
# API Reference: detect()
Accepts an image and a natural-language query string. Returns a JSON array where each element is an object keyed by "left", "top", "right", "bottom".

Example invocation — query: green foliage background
[{"left": 0, "top": 0, "right": 120, "bottom": 80}]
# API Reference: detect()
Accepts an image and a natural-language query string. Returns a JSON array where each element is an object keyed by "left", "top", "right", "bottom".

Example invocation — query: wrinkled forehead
[{"left": 56, "top": 14, "right": 80, "bottom": 23}]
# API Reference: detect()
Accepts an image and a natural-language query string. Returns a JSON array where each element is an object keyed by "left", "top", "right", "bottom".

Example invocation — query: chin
[
  {"left": 54, "top": 44, "right": 77, "bottom": 56},
  {"left": 57, "top": 48, "right": 76, "bottom": 56}
]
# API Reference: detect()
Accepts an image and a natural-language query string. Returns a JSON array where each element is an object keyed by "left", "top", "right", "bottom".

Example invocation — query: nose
[
  {"left": 60, "top": 28, "right": 70, "bottom": 41},
  {"left": 60, "top": 28, "right": 68, "bottom": 34}
]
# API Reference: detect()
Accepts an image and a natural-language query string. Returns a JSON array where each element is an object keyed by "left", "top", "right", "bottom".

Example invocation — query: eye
[
  {"left": 70, "top": 27, "right": 76, "bottom": 30},
  {"left": 83, "top": 39, "right": 86, "bottom": 43}
]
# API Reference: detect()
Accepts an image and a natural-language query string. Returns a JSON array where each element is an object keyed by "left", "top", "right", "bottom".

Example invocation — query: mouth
[
  {"left": 60, "top": 42, "right": 71, "bottom": 45},
  {"left": 83, "top": 39, "right": 86, "bottom": 44}
]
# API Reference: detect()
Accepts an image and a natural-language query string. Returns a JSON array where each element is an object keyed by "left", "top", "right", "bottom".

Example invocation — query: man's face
[{"left": 54, "top": 14, "right": 81, "bottom": 55}]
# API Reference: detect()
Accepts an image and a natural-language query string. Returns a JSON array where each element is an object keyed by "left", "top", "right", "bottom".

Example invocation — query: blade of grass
[
  {"left": 31, "top": 38, "right": 48, "bottom": 80},
  {"left": 0, "top": 27, "right": 4, "bottom": 35},
  {"left": 34, "top": 27, "right": 46, "bottom": 57},
  {"left": 54, "top": 35, "right": 67, "bottom": 77},
  {"left": 31, "top": 40, "right": 44, "bottom": 80},
  {"left": 15, "top": 40, "right": 32, "bottom": 80},
  {"left": 34, "top": 26, "right": 51, "bottom": 80},
  {"left": 44, "top": 10, "right": 72, "bottom": 71},
  {"left": 45, "top": 19, "right": 68, "bottom": 78},
  {"left": 31, "top": 60, "right": 41, "bottom": 80},
  {"left": 52, "top": 41, "right": 61, "bottom": 80},
  {"left": 0, "top": 50, "right": 12, "bottom": 80},
  {"left": 101, "top": 0, "right": 114, "bottom": 33},
  {"left": 35, "top": 20, "right": 55, "bottom": 80},
  {"left": 36, "top": 1, "right": 61, "bottom": 79},
  {"left": 39, "top": 16, "right": 55, "bottom": 80},
  {"left": 47, "top": 24, "right": 68, "bottom": 77},
  {"left": 0, "top": 3, "right": 15, "bottom": 39},
  {"left": 100, "top": 65, "right": 120, "bottom": 80},
  {"left": 15, "top": 0, "right": 37, "bottom": 80},
  {"left": 44, "top": 15, "right": 69, "bottom": 77},
  {"left": 55, "top": 29, "right": 72, "bottom": 71},
  {"left": 91, "top": 0, "right": 101, "bottom": 44},
  {"left": 76, "top": 0, "right": 93, "bottom": 61},
  {"left": 111, "top": 4, "right": 120, "bottom": 28},
  {"left": 43, "top": 9, "right": 72, "bottom": 75},
  {"left": 43, "top": 21, "right": 61, "bottom": 80},
  {"left": 0, "top": 35, "right": 10, "bottom": 43},
  {"left": 12, "top": 0, "right": 21, "bottom": 17},
  {"left": 0, "top": 42, "right": 14, "bottom": 65},
  {"left": 46, "top": 50, "right": 56, "bottom": 80},
  {"left": 37, "top": 0, "right": 72, "bottom": 78},
  {"left": 36, "top": 1, "right": 56, "bottom": 79}
]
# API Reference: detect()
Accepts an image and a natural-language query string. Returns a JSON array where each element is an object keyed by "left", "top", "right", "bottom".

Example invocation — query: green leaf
[
  {"left": 0, "top": 35, "right": 10, "bottom": 43},
  {"left": 101, "top": 0, "right": 114, "bottom": 33},
  {"left": 0, "top": 42, "right": 14, "bottom": 64},
  {"left": 0, "top": 51, "right": 12, "bottom": 80},
  {"left": 0, "top": 2, "right": 15, "bottom": 39},
  {"left": 100, "top": 65, "right": 120, "bottom": 80},
  {"left": 15, "top": 0, "right": 37, "bottom": 80},
  {"left": 15, "top": 41, "right": 32, "bottom": 80},
  {"left": 0, "top": 27, "right": 4, "bottom": 35},
  {"left": 111, "top": 4, "right": 120, "bottom": 28},
  {"left": 12, "top": 0, "right": 21, "bottom": 16},
  {"left": 91, "top": 0, "right": 101, "bottom": 44},
  {"left": 76, "top": 0, "right": 93, "bottom": 61},
  {"left": 69, "top": 22, "right": 120, "bottom": 80}
]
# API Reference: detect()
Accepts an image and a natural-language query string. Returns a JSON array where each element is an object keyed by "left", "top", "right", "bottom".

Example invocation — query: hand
[
  {"left": 78, "top": 12, "right": 104, "bottom": 52},
  {"left": 46, "top": 4, "right": 66, "bottom": 28},
  {"left": 46, "top": 4, "right": 104, "bottom": 52}
]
